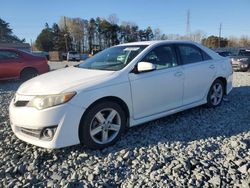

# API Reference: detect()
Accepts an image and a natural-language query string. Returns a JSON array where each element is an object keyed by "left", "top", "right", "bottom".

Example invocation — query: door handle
[
  {"left": 175, "top": 72, "right": 183, "bottom": 77},
  {"left": 209, "top": 65, "right": 215, "bottom": 69}
]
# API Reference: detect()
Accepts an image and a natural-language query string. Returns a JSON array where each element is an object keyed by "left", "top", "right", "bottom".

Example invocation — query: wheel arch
[
  {"left": 79, "top": 96, "right": 130, "bottom": 127},
  {"left": 19, "top": 66, "right": 38, "bottom": 78},
  {"left": 213, "top": 76, "right": 227, "bottom": 94}
]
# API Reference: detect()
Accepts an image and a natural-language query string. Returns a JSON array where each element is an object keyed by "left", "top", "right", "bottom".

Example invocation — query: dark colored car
[
  {"left": 217, "top": 51, "right": 232, "bottom": 57},
  {"left": 0, "top": 48, "right": 49, "bottom": 81},
  {"left": 230, "top": 49, "right": 250, "bottom": 71},
  {"left": 67, "top": 51, "right": 80, "bottom": 61},
  {"left": 32, "top": 51, "right": 49, "bottom": 60}
]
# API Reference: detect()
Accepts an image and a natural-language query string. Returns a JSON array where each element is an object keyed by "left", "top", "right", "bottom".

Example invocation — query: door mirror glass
[{"left": 137, "top": 62, "right": 156, "bottom": 73}]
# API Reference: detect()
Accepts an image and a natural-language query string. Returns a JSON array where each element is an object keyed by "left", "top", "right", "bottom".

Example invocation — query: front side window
[
  {"left": 178, "top": 45, "right": 203, "bottom": 64},
  {"left": 0, "top": 50, "right": 19, "bottom": 60},
  {"left": 141, "top": 45, "right": 178, "bottom": 70},
  {"left": 79, "top": 45, "right": 147, "bottom": 71}
]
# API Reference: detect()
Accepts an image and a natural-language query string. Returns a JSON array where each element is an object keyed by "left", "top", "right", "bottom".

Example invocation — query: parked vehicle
[
  {"left": 32, "top": 51, "right": 49, "bottom": 60},
  {"left": 81, "top": 54, "right": 89, "bottom": 60},
  {"left": 0, "top": 48, "right": 49, "bottom": 81},
  {"left": 61, "top": 52, "right": 67, "bottom": 60},
  {"left": 216, "top": 51, "right": 232, "bottom": 57},
  {"left": 67, "top": 51, "right": 81, "bottom": 61},
  {"left": 9, "top": 41, "right": 233, "bottom": 149},
  {"left": 230, "top": 49, "right": 250, "bottom": 71}
]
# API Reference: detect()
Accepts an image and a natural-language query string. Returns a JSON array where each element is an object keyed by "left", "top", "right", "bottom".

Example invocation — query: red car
[{"left": 0, "top": 48, "right": 49, "bottom": 81}]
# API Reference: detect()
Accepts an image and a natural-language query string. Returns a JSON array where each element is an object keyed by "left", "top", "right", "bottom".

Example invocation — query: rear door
[
  {"left": 0, "top": 50, "right": 22, "bottom": 79},
  {"left": 176, "top": 44, "right": 216, "bottom": 105}
]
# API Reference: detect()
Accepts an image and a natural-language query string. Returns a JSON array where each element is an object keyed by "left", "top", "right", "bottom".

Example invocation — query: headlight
[
  {"left": 241, "top": 63, "right": 248, "bottom": 68},
  {"left": 27, "top": 92, "right": 76, "bottom": 110},
  {"left": 237, "top": 58, "right": 248, "bottom": 62}
]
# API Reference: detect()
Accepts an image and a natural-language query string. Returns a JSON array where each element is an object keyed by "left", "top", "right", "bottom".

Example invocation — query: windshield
[{"left": 78, "top": 45, "right": 147, "bottom": 71}]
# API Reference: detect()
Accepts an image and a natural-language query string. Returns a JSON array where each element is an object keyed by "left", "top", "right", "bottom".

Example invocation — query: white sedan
[{"left": 9, "top": 41, "right": 233, "bottom": 149}]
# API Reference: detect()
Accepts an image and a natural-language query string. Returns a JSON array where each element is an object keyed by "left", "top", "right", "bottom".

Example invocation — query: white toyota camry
[{"left": 9, "top": 41, "right": 233, "bottom": 149}]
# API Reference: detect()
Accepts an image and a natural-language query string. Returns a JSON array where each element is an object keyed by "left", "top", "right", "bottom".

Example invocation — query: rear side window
[
  {"left": 0, "top": 50, "right": 19, "bottom": 60},
  {"left": 202, "top": 51, "right": 212, "bottom": 60},
  {"left": 178, "top": 44, "right": 211, "bottom": 64}
]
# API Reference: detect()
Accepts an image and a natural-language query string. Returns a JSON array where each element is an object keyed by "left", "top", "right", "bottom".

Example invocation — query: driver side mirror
[{"left": 136, "top": 62, "right": 156, "bottom": 73}]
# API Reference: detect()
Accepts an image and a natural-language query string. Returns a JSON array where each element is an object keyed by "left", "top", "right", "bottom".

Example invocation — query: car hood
[{"left": 17, "top": 67, "right": 115, "bottom": 95}]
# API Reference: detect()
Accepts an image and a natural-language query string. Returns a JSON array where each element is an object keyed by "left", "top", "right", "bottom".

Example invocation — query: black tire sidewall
[
  {"left": 79, "top": 101, "right": 126, "bottom": 149},
  {"left": 207, "top": 79, "right": 224, "bottom": 108},
  {"left": 21, "top": 68, "right": 37, "bottom": 81}
]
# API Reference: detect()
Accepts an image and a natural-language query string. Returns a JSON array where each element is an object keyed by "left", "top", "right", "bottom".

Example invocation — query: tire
[
  {"left": 207, "top": 79, "right": 224, "bottom": 108},
  {"left": 20, "top": 68, "right": 38, "bottom": 81},
  {"left": 79, "top": 101, "right": 126, "bottom": 149}
]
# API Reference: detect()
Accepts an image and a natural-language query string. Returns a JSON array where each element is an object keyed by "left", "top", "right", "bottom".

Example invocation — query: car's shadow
[{"left": 43, "top": 85, "right": 250, "bottom": 161}]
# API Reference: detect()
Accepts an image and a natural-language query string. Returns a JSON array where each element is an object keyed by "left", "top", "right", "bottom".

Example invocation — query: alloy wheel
[
  {"left": 89, "top": 108, "right": 121, "bottom": 145},
  {"left": 210, "top": 83, "right": 223, "bottom": 106}
]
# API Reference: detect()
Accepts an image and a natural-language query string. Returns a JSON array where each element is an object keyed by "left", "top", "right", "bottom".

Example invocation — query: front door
[
  {"left": 129, "top": 45, "right": 184, "bottom": 119},
  {"left": 0, "top": 50, "right": 21, "bottom": 79}
]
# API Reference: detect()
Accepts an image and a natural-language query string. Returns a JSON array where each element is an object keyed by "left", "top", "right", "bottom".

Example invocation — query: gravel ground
[
  {"left": 48, "top": 61, "right": 80, "bottom": 70},
  {"left": 0, "top": 72, "right": 250, "bottom": 187}
]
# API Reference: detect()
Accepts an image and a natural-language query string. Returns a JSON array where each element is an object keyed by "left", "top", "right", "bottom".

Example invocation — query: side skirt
[{"left": 129, "top": 99, "right": 206, "bottom": 127}]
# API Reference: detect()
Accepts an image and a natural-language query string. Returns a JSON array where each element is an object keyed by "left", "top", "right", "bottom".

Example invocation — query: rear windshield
[{"left": 239, "top": 50, "right": 250, "bottom": 56}]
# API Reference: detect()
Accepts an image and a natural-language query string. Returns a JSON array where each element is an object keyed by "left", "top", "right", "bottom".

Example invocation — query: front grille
[
  {"left": 14, "top": 101, "right": 29, "bottom": 107},
  {"left": 19, "top": 127, "right": 42, "bottom": 138},
  {"left": 232, "top": 64, "right": 239, "bottom": 68}
]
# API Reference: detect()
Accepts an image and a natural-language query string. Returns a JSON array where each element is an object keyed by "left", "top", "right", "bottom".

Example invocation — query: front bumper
[
  {"left": 226, "top": 73, "right": 233, "bottom": 95},
  {"left": 9, "top": 98, "right": 85, "bottom": 149}
]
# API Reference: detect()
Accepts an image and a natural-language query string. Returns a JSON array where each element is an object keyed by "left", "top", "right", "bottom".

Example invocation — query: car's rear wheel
[
  {"left": 20, "top": 68, "right": 38, "bottom": 81},
  {"left": 207, "top": 79, "right": 224, "bottom": 108},
  {"left": 79, "top": 101, "right": 126, "bottom": 149}
]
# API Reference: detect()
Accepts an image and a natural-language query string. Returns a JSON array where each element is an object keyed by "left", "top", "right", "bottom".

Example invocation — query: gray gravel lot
[
  {"left": 48, "top": 61, "right": 81, "bottom": 70},
  {"left": 0, "top": 72, "right": 250, "bottom": 187}
]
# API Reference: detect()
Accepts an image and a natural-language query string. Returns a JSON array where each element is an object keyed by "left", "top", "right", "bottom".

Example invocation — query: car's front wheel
[
  {"left": 207, "top": 79, "right": 224, "bottom": 108},
  {"left": 79, "top": 101, "right": 126, "bottom": 149},
  {"left": 20, "top": 68, "right": 38, "bottom": 81}
]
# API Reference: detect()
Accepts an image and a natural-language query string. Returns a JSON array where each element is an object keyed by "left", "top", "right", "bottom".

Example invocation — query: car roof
[
  {"left": 117, "top": 40, "right": 222, "bottom": 60},
  {"left": 0, "top": 48, "right": 19, "bottom": 51},
  {"left": 117, "top": 40, "right": 199, "bottom": 46}
]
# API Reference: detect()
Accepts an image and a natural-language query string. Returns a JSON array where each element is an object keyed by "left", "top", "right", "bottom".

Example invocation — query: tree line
[
  {"left": 35, "top": 15, "right": 155, "bottom": 53},
  {"left": 0, "top": 18, "right": 25, "bottom": 43},
  {"left": 202, "top": 35, "right": 250, "bottom": 48},
  {"left": 35, "top": 14, "right": 250, "bottom": 53}
]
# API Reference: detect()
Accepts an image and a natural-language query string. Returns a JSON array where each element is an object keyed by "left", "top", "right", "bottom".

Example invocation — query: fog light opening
[{"left": 41, "top": 126, "right": 57, "bottom": 140}]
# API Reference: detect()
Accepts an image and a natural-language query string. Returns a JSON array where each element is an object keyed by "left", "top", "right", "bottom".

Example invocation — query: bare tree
[
  {"left": 227, "top": 36, "right": 239, "bottom": 47},
  {"left": 189, "top": 30, "right": 206, "bottom": 43},
  {"left": 153, "top": 28, "right": 161, "bottom": 40},
  {"left": 239, "top": 35, "right": 250, "bottom": 47},
  {"left": 107, "top": 14, "right": 119, "bottom": 25}
]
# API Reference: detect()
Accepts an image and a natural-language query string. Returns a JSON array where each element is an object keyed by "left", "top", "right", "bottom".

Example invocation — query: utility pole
[
  {"left": 218, "top": 23, "right": 222, "bottom": 48},
  {"left": 64, "top": 16, "right": 68, "bottom": 52},
  {"left": 186, "top": 9, "right": 190, "bottom": 39},
  {"left": 30, "top": 39, "right": 33, "bottom": 52}
]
